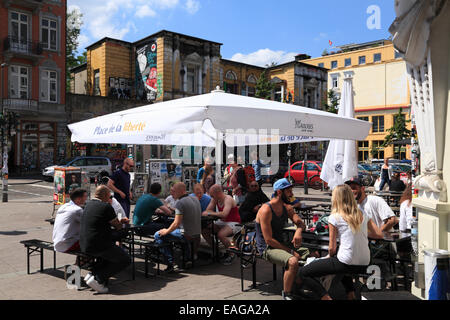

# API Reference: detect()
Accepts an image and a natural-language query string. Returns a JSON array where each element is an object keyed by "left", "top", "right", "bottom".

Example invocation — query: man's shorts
[
  {"left": 214, "top": 220, "right": 242, "bottom": 235},
  {"left": 262, "top": 246, "right": 310, "bottom": 269}
]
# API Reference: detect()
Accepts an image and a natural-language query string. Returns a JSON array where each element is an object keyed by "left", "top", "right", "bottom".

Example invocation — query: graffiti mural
[
  {"left": 136, "top": 40, "right": 162, "bottom": 101},
  {"left": 108, "top": 77, "right": 132, "bottom": 99}
]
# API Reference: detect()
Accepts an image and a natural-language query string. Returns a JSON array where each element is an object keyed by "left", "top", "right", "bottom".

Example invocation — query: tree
[
  {"left": 323, "top": 89, "right": 340, "bottom": 113},
  {"left": 370, "top": 143, "right": 379, "bottom": 159},
  {"left": 382, "top": 108, "right": 411, "bottom": 148},
  {"left": 66, "top": 8, "right": 85, "bottom": 91},
  {"left": 255, "top": 69, "right": 275, "bottom": 100}
]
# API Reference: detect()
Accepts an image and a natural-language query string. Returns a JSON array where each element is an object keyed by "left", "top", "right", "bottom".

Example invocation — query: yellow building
[{"left": 302, "top": 40, "right": 412, "bottom": 161}]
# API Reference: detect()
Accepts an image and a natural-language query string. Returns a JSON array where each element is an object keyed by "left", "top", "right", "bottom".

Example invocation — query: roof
[
  {"left": 70, "top": 63, "right": 87, "bottom": 73},
  {"left": 133, "top": 30, "right": 222, "bottom": 47},
  {"left": 85, "top": 37, "right": 132, "bottom": 50},
  {"left": 268, "top": 59, "right": 329, "bottom": 71},
  {"left": 220, "top": 59, "right": 265, "bottom": 70}
]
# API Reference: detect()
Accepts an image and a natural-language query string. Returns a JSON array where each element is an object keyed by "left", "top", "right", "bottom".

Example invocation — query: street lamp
[{"left": 1, "top": 62, "right": 8, "bottom": 202}]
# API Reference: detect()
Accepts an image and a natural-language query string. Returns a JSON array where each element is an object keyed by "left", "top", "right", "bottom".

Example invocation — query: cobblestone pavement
[{"left": 2, "top": 178, "right": 332, "bottom": 300}]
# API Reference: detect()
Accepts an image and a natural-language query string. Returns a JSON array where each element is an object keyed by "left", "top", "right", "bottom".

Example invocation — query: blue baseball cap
[{"left": 273, "top": 178, "right": 293, "bottom": 192}]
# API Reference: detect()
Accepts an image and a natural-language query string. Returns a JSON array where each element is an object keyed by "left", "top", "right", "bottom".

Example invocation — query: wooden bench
[{"left": 20, "top": 239, "right": 95, "bottom": 276}]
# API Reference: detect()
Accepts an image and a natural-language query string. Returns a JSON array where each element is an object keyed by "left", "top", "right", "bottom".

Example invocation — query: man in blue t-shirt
[
  {"left": 132, "top": 183, "right": 173, "bottom": 236},
  {"left": 107, "top": 158, "right": 134, "bottom": 218},
  {"left": 251, "top": 150, "right": 270, "bottom": 188},
  {"left": 190, "top": 183, "right": 211, "bottom": 212}
]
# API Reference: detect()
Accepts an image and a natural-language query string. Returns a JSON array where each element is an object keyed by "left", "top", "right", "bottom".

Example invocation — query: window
[
  {"left": 344, "top": 58, "right": 351, "bottom": 67},
  {"left": 357, "top": 116, "right": 369, "bottom": 122},
  {"left": 372, "top": 141, "right": 385, "bottom": 160},
  {"left": 187, "top": 67, "right": 197, "bottom": 94},
  {"left": 358, "top": 141, "right": 369, "bottom": 162},
  {"left": 71, "top": 159, "right": 86, "bottom": 167},
  {"left": 372, "top": 116, "right": 384, "bottom": 133},
  {"left": 41, "top": 70, "right": 57, "bottom": 102},
  {"left": 225, "top": 70, "right": 237, "bottom": 81},
  {"left": 93, "top": 69, "right": 100, "bottom": 96},
  {"left": 373, "top": 53, "right": 381, "bottom": 62},
  {"left": 247, "top": 75, "right": 257, "bottom": 84},
  {"left": 248, "top": 86, "right": 255, "bottom": 97},
  {"left": 331, "top": 75, "right": 339, "bottom": 89},
  {"left": 10, "top": 11, "right": 29, "bottom": 51},
  {"left": 241, "top": 82, "right": 247, "bottom": 96},
  {"left": 359, "top": 56, "right": 366, "bottom": 65},
  {"left": 306, "top": 162, "right": 318, "bottom": 171},
  {"left": 9, "top": 65, "right": 29, "bottom": 99},
  {"left": 41, "top": 18, "right": 57, "bottom": 50},
  {"left": 292, "top": 163, "right": 302, "bottom": 171},
  {"left": 318, "top": 63, "right": 324, "bottom": 68},
  {"left": 331, "top": 61, "right": 338, "bottom": 69},
  {"left": 395, "top": 50, "right": 402, "bottom": 59},
  {"left": 274, "top": 86, "right": 283, "bottom": 102}
]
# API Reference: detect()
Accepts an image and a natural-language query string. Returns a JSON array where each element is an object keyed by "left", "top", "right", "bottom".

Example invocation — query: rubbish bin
[{"left": 424, "top": 249, "right": 450, "bottom": 300}]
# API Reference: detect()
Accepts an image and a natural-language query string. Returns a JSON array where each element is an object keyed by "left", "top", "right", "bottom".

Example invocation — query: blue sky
[{"left": 69, "top": 0, "right": 397, "bottom": 66}]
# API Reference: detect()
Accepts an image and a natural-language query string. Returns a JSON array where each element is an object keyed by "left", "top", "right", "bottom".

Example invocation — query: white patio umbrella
[
  {"left": 320, "top": 73, "right": 361, "bottom": 190},
  {"left": 68, "top": 88, "right": 370, "bottom": 182}
]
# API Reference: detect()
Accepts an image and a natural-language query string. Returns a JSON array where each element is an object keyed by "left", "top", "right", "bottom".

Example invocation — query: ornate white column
[{"left": 389, "top": 0, "right": 450, "bottom": 298}]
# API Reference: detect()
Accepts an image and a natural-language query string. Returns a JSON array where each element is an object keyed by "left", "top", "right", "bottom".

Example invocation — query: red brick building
[{"left": 0, "top": 0, "right": 67, "bottom": 174}]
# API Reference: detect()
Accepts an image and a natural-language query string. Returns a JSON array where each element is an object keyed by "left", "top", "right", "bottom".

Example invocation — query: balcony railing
[
  {"left": 2, "top": 98, "right": 38, "bottom": 112},
  {"left": 3, "top": 37, "right": 43, "bottom": 56}
]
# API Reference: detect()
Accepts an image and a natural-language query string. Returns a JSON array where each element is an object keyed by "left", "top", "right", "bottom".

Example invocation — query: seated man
[
  {"left": 202, "top": 184, "right": 242, "bottom": 265},
  {"left": 345, "top": 177, "right": 398, "bottom": 232},
  {"left": 80, "top": 185, "right": 131, "bottom": 294},
  {"left": 239, "top": 181, "right": 270, "bottom": 223},
  {"left": 154, "top": 182, "right": 202, "bottom": 272},
  {"left": 389, "top": 173, "right": 406, "bottom": 192},
  {"left": 164, "top": 186, "right": 179, "bottom": 209},
  {"left": 190, "top": 183, "right": 211, "bottom": 212},
  {"left": 255, "top": 178, "right": 309, "bottom": 300},
  {"left": 132, "top": 183, "right": 173, "bottom": 236},
  {"left": 53, "top": 188, "right": 88, "bottom": 253}
]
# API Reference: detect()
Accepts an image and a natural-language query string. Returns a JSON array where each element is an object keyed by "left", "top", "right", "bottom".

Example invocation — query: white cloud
[
  {"left": 135, "top": 5, "right": 157, "bottom": 18},
  {"left": 185, "top": 0, "right": 201, "bottom": 14},
  {"left": 231, "top": 49, "right": 298, "bottom": 67},
  {"left": 67, "top": 0, "right": 200, "bottom": 50}
]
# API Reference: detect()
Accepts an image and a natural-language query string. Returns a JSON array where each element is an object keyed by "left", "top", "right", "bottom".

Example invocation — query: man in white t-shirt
[
  {"left": 345, "top": 177, "right": 398, "bottom": 232},
  {"left": 53, "top": 189, "right": 88, "bottom": 253}
]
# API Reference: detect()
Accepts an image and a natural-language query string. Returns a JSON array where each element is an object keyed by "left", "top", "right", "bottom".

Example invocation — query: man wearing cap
[
  {"left": 345, "top": 177, "right": 398, "bottom": 232},
  {"left": 255, "top": 178, "right": 309, "bottom": 300}
]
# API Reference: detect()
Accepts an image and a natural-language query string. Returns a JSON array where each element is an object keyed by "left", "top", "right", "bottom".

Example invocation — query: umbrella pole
[{"left": 215, "top": 131, "right": 223, "bottom": 186}]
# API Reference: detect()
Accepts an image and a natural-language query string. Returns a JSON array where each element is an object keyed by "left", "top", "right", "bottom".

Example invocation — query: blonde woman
[{"left": 298, "top": 184, "right": 383, "bottom": 300}]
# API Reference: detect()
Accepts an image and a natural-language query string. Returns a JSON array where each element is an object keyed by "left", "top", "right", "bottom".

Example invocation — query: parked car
[
  {"left": 260, "top": 162, "right": 290, "bottom": 185},
  {"left": 283, "top": 161, "right": 327, "bottom": 189},
  {"left": 42, "top": 156, "right": 113, "bottom": 181}
]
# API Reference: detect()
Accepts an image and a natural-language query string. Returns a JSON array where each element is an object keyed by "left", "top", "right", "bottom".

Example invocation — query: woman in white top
[
  {"left": 298, "top": 184, "right": 383, "bottom": 300},
  {"left": 399, "top": 184, "right": 413, "bottom": 231}
]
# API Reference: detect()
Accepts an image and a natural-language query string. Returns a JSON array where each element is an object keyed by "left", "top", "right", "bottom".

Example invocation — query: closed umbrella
[{"left": 320, "top": 73, "right": 362, "bottom": 190}]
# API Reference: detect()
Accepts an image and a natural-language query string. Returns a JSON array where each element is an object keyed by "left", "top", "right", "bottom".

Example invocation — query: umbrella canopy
[
  {"left": 68, "top": 89, "right": 371, "bottom": 147},
  {"left": 320, "top": 74, "right": 360, "bottom": 190}
]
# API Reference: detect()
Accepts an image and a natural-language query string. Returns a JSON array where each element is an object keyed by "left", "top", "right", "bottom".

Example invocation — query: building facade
[
  {"left": 0, "top": 0, "right": 67, "bottom": 174},
  {"left": 303, "top": 40, "right": 412, "bottom": 161},
  {"left": 69, "top": 30, "right": 327, "bottom": 164}
]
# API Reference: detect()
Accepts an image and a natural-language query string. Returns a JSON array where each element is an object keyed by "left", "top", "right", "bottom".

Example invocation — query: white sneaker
[
  {"left": 84, "top": 273, "right": 93, "bottom": 282},
  {"left": 86, "top": 276, "right": 109, "bottom": 294}
]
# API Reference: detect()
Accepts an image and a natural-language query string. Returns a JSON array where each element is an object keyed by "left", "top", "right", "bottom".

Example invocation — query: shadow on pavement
[{"left": 0, "top": 230, "right": 27, "bottom": 236}]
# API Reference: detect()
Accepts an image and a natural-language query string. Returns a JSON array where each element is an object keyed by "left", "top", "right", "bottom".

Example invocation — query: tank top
[
  {"left": 255, "top": 202, "right": 288, "bottom": 254},
  {"left": 381, "top": 167, "right": 389, "bottom": 180},
  {"left": 217, "top": 200, "right": 241, "bottom": 223}
]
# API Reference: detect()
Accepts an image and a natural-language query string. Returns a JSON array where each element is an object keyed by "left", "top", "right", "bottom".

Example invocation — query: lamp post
[{"left": 1, "top": 62, "right": 8, "bottom": 202}]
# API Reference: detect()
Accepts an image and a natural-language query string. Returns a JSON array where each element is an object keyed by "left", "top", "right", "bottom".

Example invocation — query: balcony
[
  {"left": 2, "top": 0, "right": 44, "bottom": 12},
  {"left": 2, "top": 98, "right": 38, "bottom": 113},
  {"left": 3, "top": 37, "right": 43, "bottom": 62}
]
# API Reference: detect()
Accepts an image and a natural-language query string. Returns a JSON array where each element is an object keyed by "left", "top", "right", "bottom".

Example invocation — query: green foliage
[
  {"left": 381, "top": 108, "right": 411, "bottom": 148},
  {"left": 255, "top": 69, "right": 275, "bottom": 100},
  {"left": 66, "top": 8, "right": 84, "bottom": 91},
  {"left": 323, "top": 89, "right": 340, "bottom": 113},
  {"left": 370, "top": 143, "right": 379, "bottom": 159}
]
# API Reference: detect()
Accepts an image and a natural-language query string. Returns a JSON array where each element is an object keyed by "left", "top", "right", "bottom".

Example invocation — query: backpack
[
  {"left": 230, "top": 225, "right": 258, "bottom": 268},
  {"left": 314, "top": 214, "right": 331, "bottom": 236},
  {"left": 244, "top": 165, "right": 256, "bottom": 187}
]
